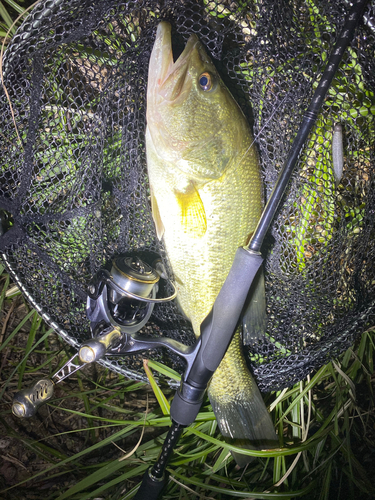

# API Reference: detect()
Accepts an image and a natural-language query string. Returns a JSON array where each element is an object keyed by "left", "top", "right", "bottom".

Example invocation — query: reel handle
[
  {"left": 12, "top": 379, "right": 54, "bottom": 418},
  {"left": 12, "top": 327, "right": 122, "bottom": 418}
]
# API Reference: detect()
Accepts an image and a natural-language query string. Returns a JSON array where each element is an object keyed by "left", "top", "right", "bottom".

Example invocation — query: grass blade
[{"left": 143, "top": 358, "right": 170, "bottom": 415}]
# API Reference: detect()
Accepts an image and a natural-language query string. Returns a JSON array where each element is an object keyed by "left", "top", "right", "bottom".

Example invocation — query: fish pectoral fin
[
  {"left": 150, "top": 189, "right": 165, "bottom": 240},
  {"left": 176, "top": 184, "right": 207, "bottom": 238}
]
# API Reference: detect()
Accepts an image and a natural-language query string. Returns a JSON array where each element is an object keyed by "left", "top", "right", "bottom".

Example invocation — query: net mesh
[{"left": 0, "top": 0, "right": 374, "bottom": 391}]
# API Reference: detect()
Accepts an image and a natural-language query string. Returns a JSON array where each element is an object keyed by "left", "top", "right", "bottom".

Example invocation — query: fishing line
[{"left": 239, "top": 95, "right": 289, "bottom": 170}]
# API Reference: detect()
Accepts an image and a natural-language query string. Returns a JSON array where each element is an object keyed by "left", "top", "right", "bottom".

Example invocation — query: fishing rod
[
  {"left": 9, "top": 0, "right": 368, "bottom": 498},
  {"left": 133, "top": 0, "right": 369, "bottom": 498}
]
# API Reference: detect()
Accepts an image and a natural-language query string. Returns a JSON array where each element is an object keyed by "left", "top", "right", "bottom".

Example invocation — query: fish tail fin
[
  {"left": 208, "top": 331, "right": 277, "bottom": 467},
  {"left": 242, "top": 266, "right": 267, "bottom": 345}
]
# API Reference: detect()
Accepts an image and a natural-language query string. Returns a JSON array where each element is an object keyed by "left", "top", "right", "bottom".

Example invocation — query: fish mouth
[{"left": 148, "top": 22, "right": 200, "bottom": 102}]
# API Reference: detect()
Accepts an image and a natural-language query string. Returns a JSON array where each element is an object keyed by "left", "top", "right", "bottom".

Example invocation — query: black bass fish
[{"left": 146, "top": 22, "right": 277, "bottom": 464}]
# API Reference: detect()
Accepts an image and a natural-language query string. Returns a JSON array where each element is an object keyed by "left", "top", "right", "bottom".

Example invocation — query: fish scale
[{"left": 146, "top": 21, "right": 277, "bottom": 464}]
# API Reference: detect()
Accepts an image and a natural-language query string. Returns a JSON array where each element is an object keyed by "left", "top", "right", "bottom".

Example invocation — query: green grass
[{"left": 0, "top": 266, "right": 374, "bottom": 500}]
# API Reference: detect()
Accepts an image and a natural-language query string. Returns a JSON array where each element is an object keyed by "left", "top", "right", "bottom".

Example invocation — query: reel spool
[
  {"left": 87, "top": 255, "right": 170, "bottom": 336},
  {"left": 85, "top": 254, "right": 177, "bottom": 358}
]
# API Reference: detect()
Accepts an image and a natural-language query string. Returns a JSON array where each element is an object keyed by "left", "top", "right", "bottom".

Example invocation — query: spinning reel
[
  {"left": 12, "top": 254, "right": 199, "bottom": 418},
  {"left": 87, "top": 255, "right": 166, "bottom": 339}
]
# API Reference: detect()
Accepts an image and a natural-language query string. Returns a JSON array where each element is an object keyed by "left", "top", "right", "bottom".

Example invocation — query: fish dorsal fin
[
  {"left": 150, "top": 188, "right": 165, "bottom": 240},
  {"left": 176, "top": 184, "right": 207, "bottom": 238}
]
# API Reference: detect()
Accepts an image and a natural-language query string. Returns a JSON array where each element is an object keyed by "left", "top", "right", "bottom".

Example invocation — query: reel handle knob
[
  {"left": 12, "top": 327, "right": 121, "bottom": 419},
  {"left": 12, "top": 379, "right": 54, "bottom": 418}
]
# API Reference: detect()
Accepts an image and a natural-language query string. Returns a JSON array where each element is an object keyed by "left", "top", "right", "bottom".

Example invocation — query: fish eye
[{"left": 198, "top": 72, "right": 213, "bottom": 91}]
